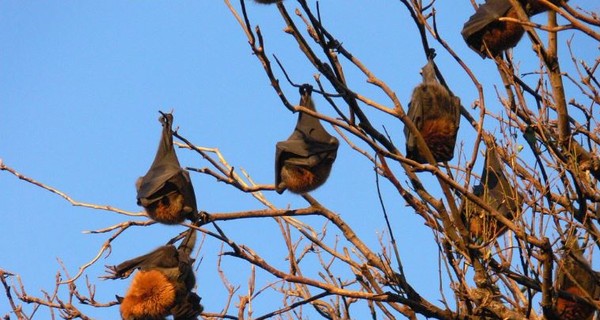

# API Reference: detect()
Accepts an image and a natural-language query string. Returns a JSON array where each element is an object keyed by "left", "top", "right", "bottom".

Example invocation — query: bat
[
  {"left": 404, "top": 58, "right": 460, "bottom": 163},
  {"left": 136, "top": 112, "right": 198, "bottom": 224},
  {"left": 275, "top": 85, "right": 339, "bottom": 194},
  {"left": 108, "top": 228, "right": 203, "bottom": 320},
  {"left": 462, "top": 142, "right": 522, "bottom": 242},
  {"left": 461, "top": 0, "right": 565, "bottom": 58},
  {"left": 461, "top": 0, "right": 524, "bottom": 58},
  {"left": 554, "top": 238, "right": 599, "bottom": 320}
]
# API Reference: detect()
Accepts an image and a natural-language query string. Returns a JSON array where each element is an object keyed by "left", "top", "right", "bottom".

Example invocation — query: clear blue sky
[{"left": 1, "top": 1, "right": 596, "bottom": 319}]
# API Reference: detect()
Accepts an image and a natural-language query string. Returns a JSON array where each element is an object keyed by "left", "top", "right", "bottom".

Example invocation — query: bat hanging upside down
[
  {"left": 553, "top": 238, "right": 599, "bottom": 320},
  {"left": 107, "top": 228, "right": 203, "bottom": 320},
  {"left": 275, "top": 85, "right": 339, "bottom": 194},
  {"left": 461, "top": 0, "right": 566, "bottom": 58},
  {"left": 136, "top": 112, "right": 198, "bottom": 224},
  {"left": 461, "top": 141, "right": 523, "bottom": 243},
  {"left": 405, "top": 58, "right": 460, "bottom": 164}
]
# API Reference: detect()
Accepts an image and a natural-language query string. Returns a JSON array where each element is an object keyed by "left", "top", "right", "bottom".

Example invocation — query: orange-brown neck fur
[
  {"left": 481, "top": 8, "right": 525, "bottom": 57},
  {"left": 419, "top": 118, "right": 458, "bottom": 162},
  {"left": 555, "top": 286, "right": 595, "bottom": 320},
  {"left": 145, "top": 192, "right": 185, "bottom": 224},
  {"left": 280, "top": 161, "right": 332, "bottom": 194},
  {"left": 465, "top": 207, "right": 507, "bottom": 243},
  {"left": 120, "top": 270, "right": 176, "bottom": 320}
]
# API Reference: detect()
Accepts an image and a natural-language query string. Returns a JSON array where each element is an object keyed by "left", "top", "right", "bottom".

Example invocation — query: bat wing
[
  {"left": 480, "top": 145, "right": 522, "bottom": 218},
  {"left": 405, "top": 59, "right": 437, "bottom": 158},
  {"left": 136, "top": 113, "right": 197, "bottom": 213},
  {"left": 136, "top": 167, "right": 183, "bottom": 204},
  {"left": 404, "top": 98, "right": 424, "bottom": 155},
  {"left": 171, "top": 229, "right": 202, "bottom": 319},
  {"left": 557, "top": 240, "right": 594, "bottom": 287},
  {"left": 111, "top": 245, "right": 180, "bottom": 278},
  {"left": 137, "top": 113, "right": 182, "bottom": 200},
  {"left": 171, "top": 292, "right": 203, "bottom": 320},
  {"left": 452, "top": 96, "right": 461, "bottom": 129},
  {"left": 461, "top": 0, "right": 512, "bottom": 54},
  {"left": 177, "top": 228, "right": 197, "bottom": 263},
  {"left": 111, "top": 229, "right": 195, "bottom": 280},
  {"left": 289, "top": 107, "right": 340, "bottom": 157},
  {"left": 464, "top": 143, "right": 521, "bottom": 241},
  {"left": 555, "top": 238, "right": 600, "bottom": 319},
  {"left": 171, "top": 170, "right": 198, "bottom": 214},
  {"left": 276, "top": 138, "right": 338, "bottom": 163},
  {"left": 275, "top": 111, "right": 339, "bottom": 186}
]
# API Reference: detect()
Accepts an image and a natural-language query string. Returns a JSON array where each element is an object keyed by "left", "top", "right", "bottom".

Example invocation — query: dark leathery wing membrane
[
  {"left": 136, "top": 112, "right": 198, "bottom": 224},
  {"left": 405, "top": 59, "right": 460, "bottom": 163},
  {"left": 462, "top": 143, "right": 523, "bottom": 242},
  {"left": 275, "top": 85, "right": 339, "bottom": 194},
  {"left": 108, "top": 228, "right": 203, "bottom": 320}
]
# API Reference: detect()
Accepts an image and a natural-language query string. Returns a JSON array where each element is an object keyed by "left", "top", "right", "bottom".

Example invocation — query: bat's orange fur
[
  {"left": 145, "top": 192, "right": 185, "bottom": 225},
  {"left": 480, "top": 8, "right": 525, "bottom": 57},
  {"left": 418, "top": 117, "right": 459, "bottom": 163},
  {"left": 120, "top": 270, "right": 176, "bottom": 320},
  {"left": 280, "top": 161, "right": 332, "bottom": 194},
  {"left": 555, "top": 286, "right": 595, "bottom": 320},
  {"left": 465, "top": 209, "right": 506, "bottom": 243}
]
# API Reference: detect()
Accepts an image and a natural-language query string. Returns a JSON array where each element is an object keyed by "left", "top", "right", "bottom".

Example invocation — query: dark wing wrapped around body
[
  {"left": 461, "top": 0, "right": 566, "bottom": 57},
  {"left": 111, "top": 229, "right": 203, "bottom": 320},
  {"left": 462, "top": 143, "right": 523, "bottom": 242},
  {"left": 275, "top": 85, "right": 339, "bottom": 194},
  {"left": 136, "top": 112, "right": 198, "bottom": 224},
  {"left": 461, "top": 0, "right": 524, "bottom": 57},
  {"left": 405, "top": 59, "right": 460, "bottom": 163},
  {"left": 554, "top": 239, "right": 599, "bottom": 320}
]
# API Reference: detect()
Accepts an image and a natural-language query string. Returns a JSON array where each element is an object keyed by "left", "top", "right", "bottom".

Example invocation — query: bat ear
[{"left": 115, "top": 295, "right": 124, "bottom": 303}]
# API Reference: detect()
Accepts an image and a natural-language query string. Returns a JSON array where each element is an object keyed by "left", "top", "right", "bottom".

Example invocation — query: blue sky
[{"left": 1, "top": 1, "right": 597, "bottom": 319}]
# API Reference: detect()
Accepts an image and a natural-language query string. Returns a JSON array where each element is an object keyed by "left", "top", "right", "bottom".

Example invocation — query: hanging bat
[
  {"left": 275, "top": 85, "right": 339, "bottom": 194},
  {"left": 461, "top": 0, "right": 524, "bottom": 58},
  {"left": 462, "top": 142, "right": 522, "bottom": 242},
  {"left": 108, "top": 228, "right": 203, "bottom": 320},
  {"left": 136, "top": 112, "right": 198, "bottom": 224},
  {"left": 554, "top": 238, "right": 599, "bottom": 320},
  {"left": 404, "top": 58, "right": 460, "bottom": 164},
  {"left": 461, "top": 0, "right": 565, "bottom": 58}
]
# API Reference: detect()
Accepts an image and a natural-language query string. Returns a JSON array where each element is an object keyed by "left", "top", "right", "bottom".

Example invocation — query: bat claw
[
  {"left": 196, "top": 211, "right": 211, "bottom": 225},
  {"left": 426, "top": 48, "right": 436, "bottom": 60},
  {"left": 101, "top": 265, "right": 120, "bottom": 280},
  {"left": 299, "top": 84, "right": 313, "bottom": 96},
  {"left": 275, "top": 183, "right": 286, "bottom": 194}
]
